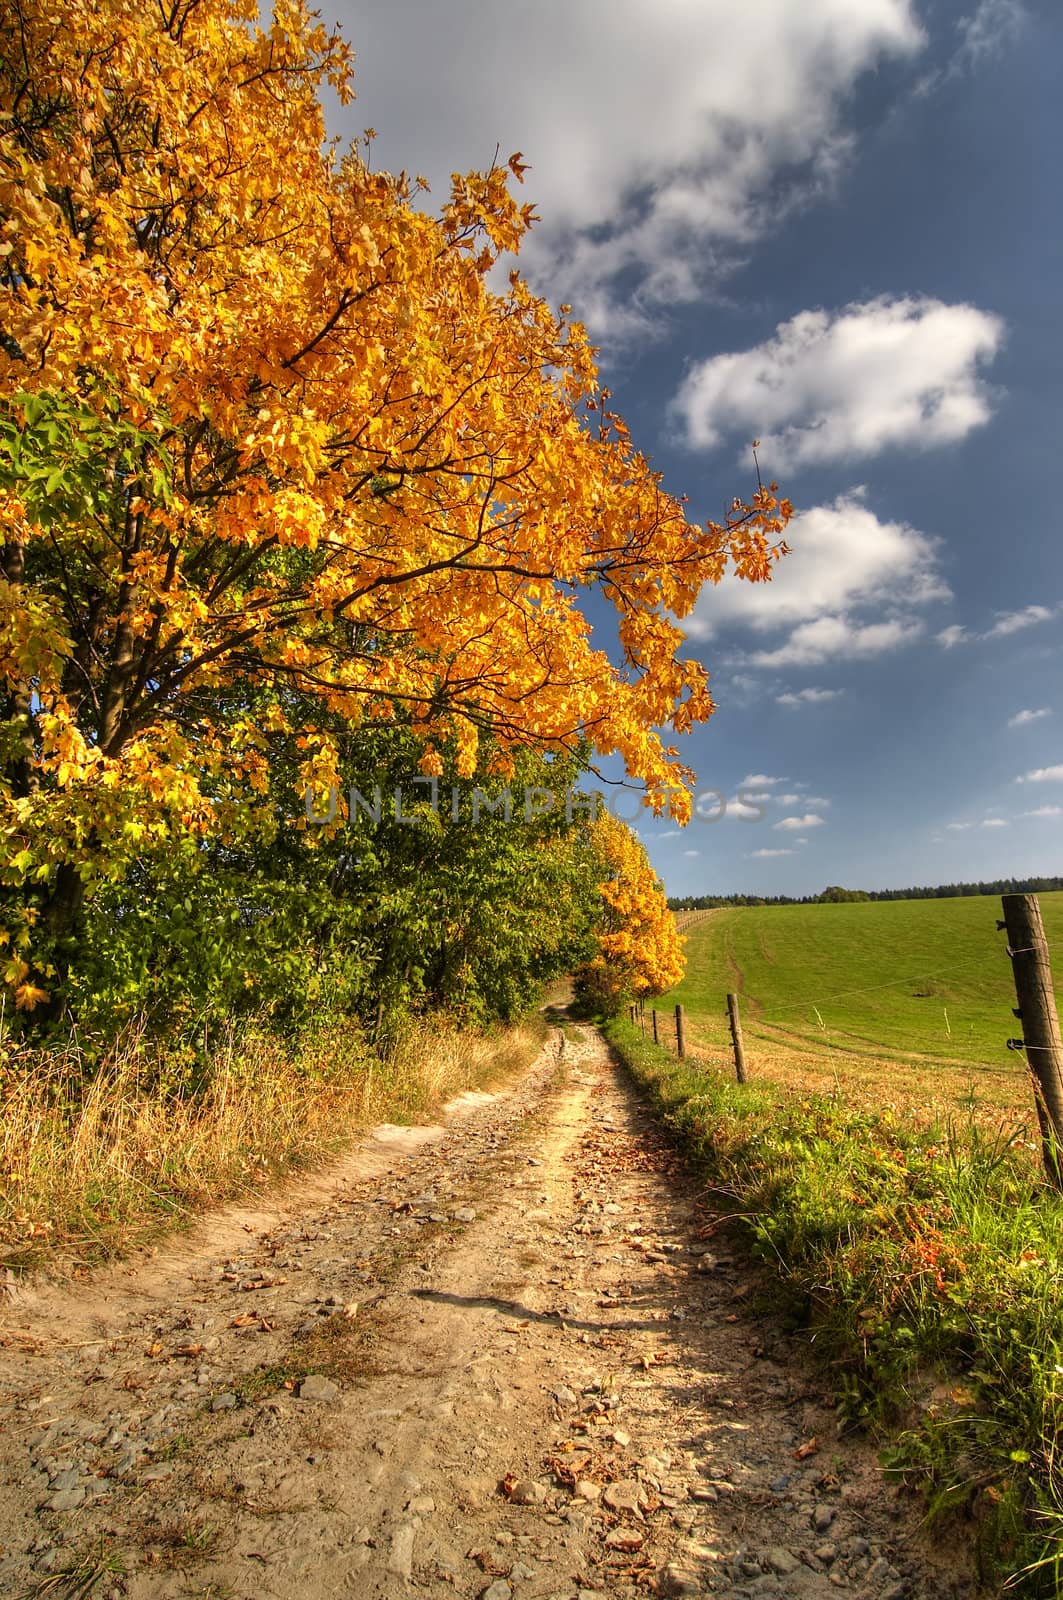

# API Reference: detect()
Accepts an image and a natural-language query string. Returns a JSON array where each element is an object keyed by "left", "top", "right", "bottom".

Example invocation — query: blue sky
[{"left": 324, "top": 0, "right": 1061, "bottom": 896}]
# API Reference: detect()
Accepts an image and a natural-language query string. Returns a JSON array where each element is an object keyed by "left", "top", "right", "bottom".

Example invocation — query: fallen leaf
[{"left": 795, "top": 1437, "right": 819, "bottom": 1460}]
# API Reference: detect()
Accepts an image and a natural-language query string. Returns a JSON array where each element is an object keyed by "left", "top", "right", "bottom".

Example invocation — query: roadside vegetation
[{"left": 606, "top": 1017, "right": 1063, "bottom": 1597}]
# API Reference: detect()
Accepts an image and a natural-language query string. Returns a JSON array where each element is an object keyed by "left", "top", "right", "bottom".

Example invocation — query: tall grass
[
  {"left": 0, "top": 1012, "right": 546, "bottom": 1268},
  {"left": 606, "top": 1017, "right": 1063, "bottom": 1597}
]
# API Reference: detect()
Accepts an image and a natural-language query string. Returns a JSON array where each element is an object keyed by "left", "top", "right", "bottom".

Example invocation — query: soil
[{"left": 0, "top": 1025, "right": 983, "bottom": 1599}]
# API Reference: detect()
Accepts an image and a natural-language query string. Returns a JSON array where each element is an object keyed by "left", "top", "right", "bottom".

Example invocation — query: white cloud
[
  {"left": 776, "top": 687, "right": 844, "bottom": 707},
  {"left": 776, "top": 793, "right": 805, "bottom": 807},
  {"left": 1008, "top": 708, "right": 1052, "bottom": 728},
  {"left": 683, "top": 849, "right": 701, "bottom": 858},
  {"left": 686, "top": 493, "right": 945, "bottom": 669},
  {"left": 981, "top": 818, "right": 1008, "bottom": 828},
  {"left": 1025, "top": 806, "right": 1062, "bottom": 818},
  {"left": 986, "top": 605, "right": 1056, "bottom": 638},
  {"left": 775, "top": 813, "right": 826, "bottom": 831},
  {"left": 655, "top": 829, "right": 682, "bottom": 839},
  {"left": 938, "top": 606, "right": 1057, "bottom": 648},
  {"left": 671, "top": 297, "right": 1003, "bottom": 465},
  {"left": 750, "top": 848, "right": 794, "bottom": 858},
  {"left": 750, "top": 616, "right": 924, "bottom": 669},
  {"left": 946, "top": 821, "right": 974, "bottom": 830},
  {"left": 726, "top": 797, "right": 764, "bottom": 821},
  {"left": 335, "top": 2, "right": 925, "bottom": 335},
  {"left": 802, "top": 796, "right": 832, "bottom": 808},
  {"left": 1017, "top": 766, "right": 1063, "bottom": 784},
  {"left": 741, "top": 774, "right": 786, "bottom": 787}
]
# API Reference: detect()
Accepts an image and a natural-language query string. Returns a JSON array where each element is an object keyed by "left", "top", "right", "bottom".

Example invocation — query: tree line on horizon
[{"left": 669, "top": 877, "right": 1063, "bottom": 911}]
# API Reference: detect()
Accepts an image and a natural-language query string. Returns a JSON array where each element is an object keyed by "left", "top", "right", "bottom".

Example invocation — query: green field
[{"left": 661, "top": 894, "right": 1063, "bottom": 1115}]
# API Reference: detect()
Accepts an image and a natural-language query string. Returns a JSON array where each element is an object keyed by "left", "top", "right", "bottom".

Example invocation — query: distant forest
[{"left": 668, "top": 877, "right": 1063, "bottom": 910}]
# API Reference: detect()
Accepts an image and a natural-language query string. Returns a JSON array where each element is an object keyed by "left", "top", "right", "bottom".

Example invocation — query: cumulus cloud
[
  {"left": 725, "top": 797, "right": 765, "bottom": 821},
  {"left": 741, "top": 774, "right": 786, "bottom": 787},
  {"left": 982, "top": 818, "right": 1008, "bottom": 828},
  {"left": 671, "top": 297, "right": 1003, "bottom": 465},
  {"left": 775, "top": 813, "right": 826, "bottom": 831},
  {"left": 686, "top": 493, "right": 945, "bottom": 668},
  {"left": 750, "top": 616, "right": 925, "bottom": 670},
  {"left": 332, "top": 1, "right": 924, "bottom": 334},
  {"left": 776, "top": 687, "right": 844, "bottom": 706},
  {"left": 1009, "top": 708, "right": 1051, "bottom": 728},
  {"left": 1017, "top": 766, "right": 1063, "bottom": 783},
  {"left": 1025, "top": 806, "right": 1062, "bottom": 817},
  {"left": 750, "top": 848, "right": 794, "bottom": 858}
]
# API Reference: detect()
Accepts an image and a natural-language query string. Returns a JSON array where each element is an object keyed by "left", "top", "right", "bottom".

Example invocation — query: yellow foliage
[
  {"left": 588, "top": 811, "right": 684, "bottom": 999},
  {"left": 0, "top": 0, "right": 788, "bottom": 996}
]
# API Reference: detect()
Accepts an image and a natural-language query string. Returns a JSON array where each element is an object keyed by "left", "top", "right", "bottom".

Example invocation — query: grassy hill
[{"left": 659, "top": 893, "right": 1063, "bottom": 1118}]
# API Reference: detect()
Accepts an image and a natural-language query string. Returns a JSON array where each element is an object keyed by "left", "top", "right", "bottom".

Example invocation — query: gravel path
[{"left": 0, "top": 1026, "right": 980, "bottom": 1598}]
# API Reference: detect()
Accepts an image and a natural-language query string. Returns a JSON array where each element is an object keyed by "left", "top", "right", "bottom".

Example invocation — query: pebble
[
  {"left": 210, "top": 1392, "right": 237, "bottom": 1412},
  {"left": 510, "top": 1478, "right": 549, "bottom": 1506},
  {"left": 453, "top": 1208, "right": 477, "bottom": 1223},
  {"left": 767, "top": 1547, "right": 799, "bottom": 1575},
  {"left": 572, "top": 1480, "right": 600, "bottom": 1502},
  {"left": 481, "top": 1582, "right": 512, "bottom": 1600},
  {"left": 602, "top": 1479, "right": 646, "bottom": 1514},
  {"left": 662, "top": 1567, "right": 701, "bottom": 1597},
  {"left": 297, "top": 1375, "right": 340, "bottom": 1404},
  {"left": 44, "top": 1488, "right": 85, "bottom": 1512},
  {"left": 814, "top": 1504, "right": 836, "bottom": 1533},
  {"left": 387, "top": 1522, "right": 417, "bottom": 1579}
]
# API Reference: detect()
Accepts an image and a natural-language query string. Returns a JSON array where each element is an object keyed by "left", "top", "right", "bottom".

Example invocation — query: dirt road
[{"left": 0, "top": 1026, "right": 977, "bottom": 1599}]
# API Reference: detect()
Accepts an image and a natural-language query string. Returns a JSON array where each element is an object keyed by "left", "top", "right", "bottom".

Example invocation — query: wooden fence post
[
  {"left": 675, "top": 1003, "right": 686, "bottom": 1059},
  {"left": 727, "top": 992, "right": 747, "bottom": 1083},
  {"left": 1001, "top": 893, "right": 1063, "bottom": 1189},
  {"left": 652, "top": 1009, "right": 659, "bottom": 1045}
]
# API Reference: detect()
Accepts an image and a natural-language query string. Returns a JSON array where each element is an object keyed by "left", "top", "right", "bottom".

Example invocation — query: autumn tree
[
  {"left": 0, "top": 0, "right": 788, "bottom": 1011},
  {"left": 575, "top": 810, "right": 684, "bottom": 1013}
]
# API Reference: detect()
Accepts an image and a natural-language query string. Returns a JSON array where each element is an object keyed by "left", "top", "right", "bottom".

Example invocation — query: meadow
[{"left": 662, "top": 894, "right": 1063, "bottom": 1122}]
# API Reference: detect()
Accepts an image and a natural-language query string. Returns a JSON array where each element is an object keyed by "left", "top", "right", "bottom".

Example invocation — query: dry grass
[
  {"left": 676, "top": 1007, "right": 1035, "bottom": 1135},
  {"left": 0, "top": 1011, "right": 548, "bottom": 1269}
]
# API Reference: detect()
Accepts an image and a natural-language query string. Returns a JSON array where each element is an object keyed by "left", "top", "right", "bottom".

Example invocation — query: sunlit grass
[{"left": 0, "top": 1012, "right": 546, "bottom": 1267}]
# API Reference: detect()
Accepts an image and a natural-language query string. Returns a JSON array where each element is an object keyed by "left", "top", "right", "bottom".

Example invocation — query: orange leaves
[
  {"left": 0, "top": 0, "right": 791, "bottom": 1008},
  {"left": 588, "top": 813, "right": 685, "bottom": 1000}
]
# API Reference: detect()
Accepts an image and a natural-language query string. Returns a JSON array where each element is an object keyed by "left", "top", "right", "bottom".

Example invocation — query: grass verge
[
  {"left": 605, "top": 1016, "right": 1063, "bottom": 1597},
  {"left": 0, "top": 1011, "right": 547, "bottom": 1270}
]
